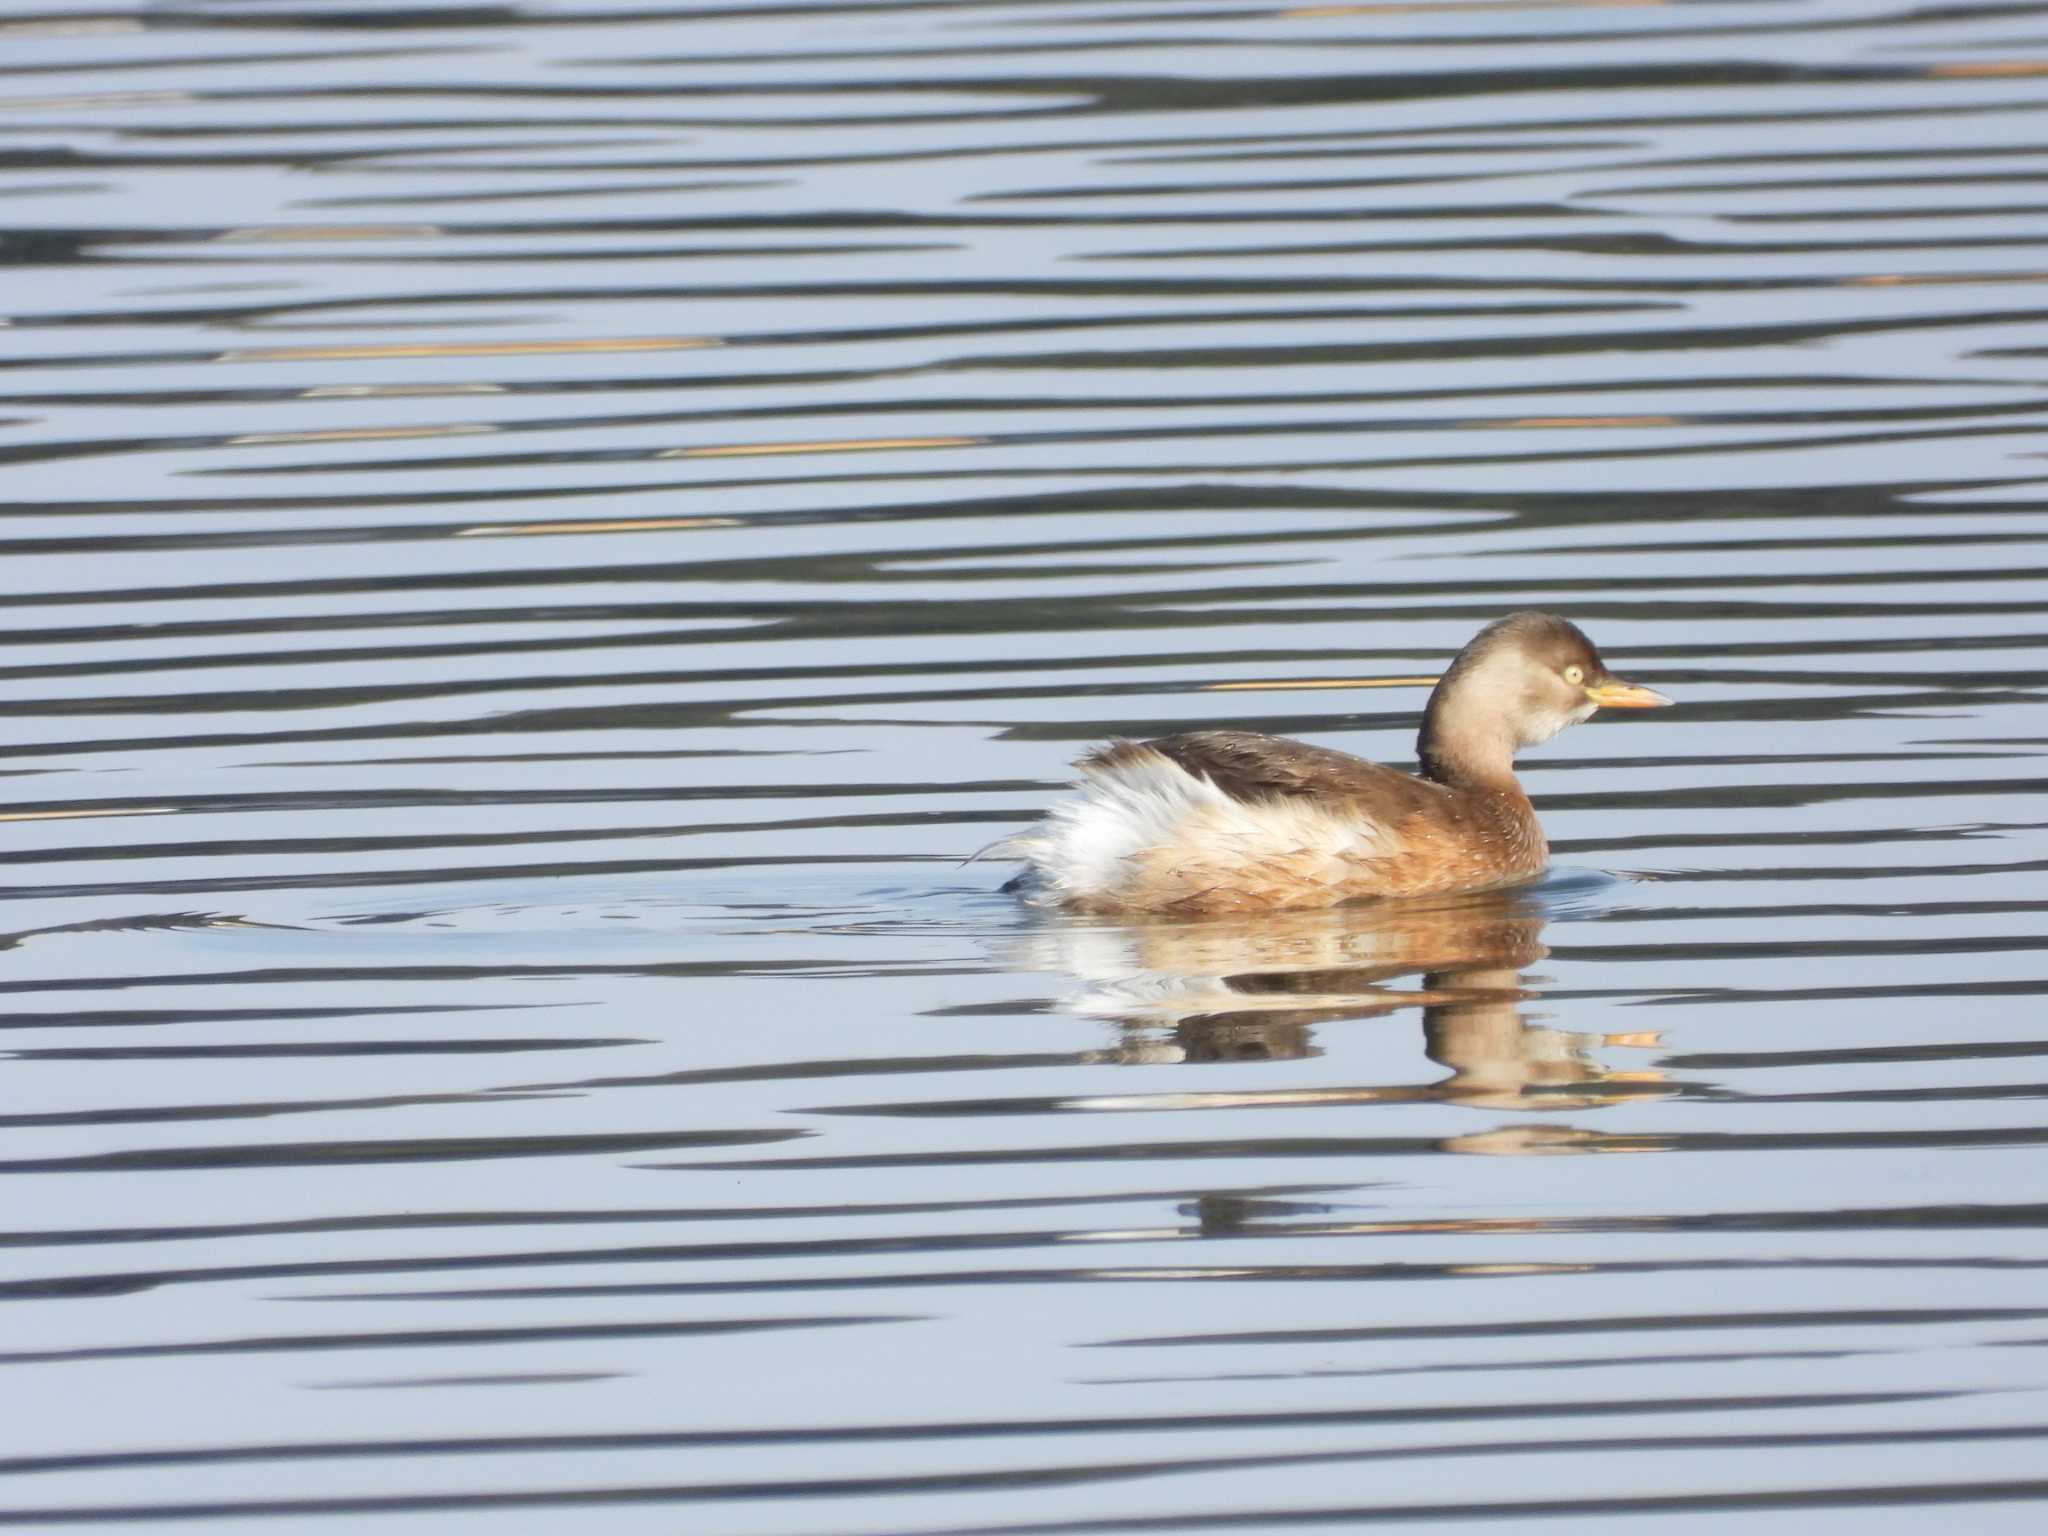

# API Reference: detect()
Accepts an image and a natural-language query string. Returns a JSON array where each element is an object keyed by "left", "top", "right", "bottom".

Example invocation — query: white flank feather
[
  {"left": 1004, "top": 748, "right": 1387, "bottom": 909},
  {"left": 1004, "top": 752, "right": 1234, "bottom": 907}
]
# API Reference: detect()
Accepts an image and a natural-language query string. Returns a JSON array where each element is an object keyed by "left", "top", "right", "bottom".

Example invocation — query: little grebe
[{"left": 1006, "top": 612, "right": 1670, "bottom": 913}]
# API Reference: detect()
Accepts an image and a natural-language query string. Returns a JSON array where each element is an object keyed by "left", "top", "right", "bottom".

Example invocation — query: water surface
[{"left": 4, "top": 0, "right": 2048, "bottom": 1531}]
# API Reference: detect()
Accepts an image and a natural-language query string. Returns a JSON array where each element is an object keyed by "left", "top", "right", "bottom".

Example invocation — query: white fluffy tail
[
  {"left": 998, "top": 745, "right": 1393, "bottom": 912},
  {"left": 1002, "top": 750, "right": 1237, "bottom": 909}
]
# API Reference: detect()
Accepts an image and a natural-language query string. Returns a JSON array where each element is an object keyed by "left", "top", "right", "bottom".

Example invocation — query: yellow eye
[{"left": 1563, "top": 664, "right": 1586, "bottom": 685}]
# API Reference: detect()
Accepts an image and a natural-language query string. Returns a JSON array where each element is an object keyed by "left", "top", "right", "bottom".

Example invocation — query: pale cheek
[{"left": 1521, "top": 700, "right": 1596, "bottom": 747}]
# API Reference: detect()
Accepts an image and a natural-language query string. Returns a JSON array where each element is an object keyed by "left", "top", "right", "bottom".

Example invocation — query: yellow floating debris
[
  {"left": 454, "top": 517, "right": 736, "bottom": 537},
  {"left": 301, "top": 383, "right": 507, "bottom": 398},
  {"left": 1929, "top": 59, "right": 2048, "bottom": 77},
  {"left": 0, "top": 807, "right": 175, "bottom": 823},
  {"left": 662, "top": 435, "right": 982, "bottom": 459},
  {"left": 228, "top": 424, "right": 495, "bottom": 446},
  {"left": 0, "top": 90, "right": 188, "bottom": 111},
  {"left": 0, "top": 18, "right": 143, "bottom": 36},
  {"left": 221, "top": 337, "right": 720, "bottom": 363},
  {"left": 1330, "top": 1218, "right": 1550, "bottom": 1235},
  {"left": 1849, "top": 270, "right": 2048, "bottom": 286},
  {"left": 1202, "top": 675, "right": 1440, "bottom": 691},
  {"left": 1489, "top": 415, "right": 1677, "bottom": 428},
  {"left": 1285, "top": 0, "right": 1655, "bottom": 17},
  {"left": 214, "top": 225, "right": 443, "bottom": 243}
]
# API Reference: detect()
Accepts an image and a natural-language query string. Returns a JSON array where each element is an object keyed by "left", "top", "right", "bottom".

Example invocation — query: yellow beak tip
[{"left": 1587, "top": 682, "right": 1674, "bottom": 710}]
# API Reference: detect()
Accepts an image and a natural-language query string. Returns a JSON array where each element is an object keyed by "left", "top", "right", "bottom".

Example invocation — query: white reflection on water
[{"left": 2, "top": 0, "right": 2048, "bottom": 1530}]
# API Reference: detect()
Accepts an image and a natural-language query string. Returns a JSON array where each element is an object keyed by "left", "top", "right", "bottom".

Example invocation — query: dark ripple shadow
[
  {"left": 0, "top": 1388, "right": 1971, "bottom": 1479},
  {"left": 0, "top": 1314, "right": 904, "bottom": 1367},
  {"left": 0, "top": 1129, "right": 801, "bottom": 1176},
  {"left": 0, "top": 1418, "right": 2037, "bottom": 1530},
  {"left": 7, "top": 0, "right": 2048, "bottom": 1530}
]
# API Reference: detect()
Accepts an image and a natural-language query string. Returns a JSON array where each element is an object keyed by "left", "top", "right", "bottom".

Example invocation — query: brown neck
[{"left": 1416, "top": 688, "right": 1520, "bottom": 789}]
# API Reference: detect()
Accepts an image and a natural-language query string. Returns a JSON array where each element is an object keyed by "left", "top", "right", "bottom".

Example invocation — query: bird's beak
[{"left": 1585, "top": 678, "right": 1673, "bottom": 709}]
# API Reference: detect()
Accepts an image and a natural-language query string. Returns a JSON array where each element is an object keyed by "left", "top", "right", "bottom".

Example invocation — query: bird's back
[{"left": 1008, "top": 730, "right": 1545, "bottom": 914}]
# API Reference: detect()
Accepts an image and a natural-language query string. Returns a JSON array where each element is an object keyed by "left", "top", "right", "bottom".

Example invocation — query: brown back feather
[
  {"left": 1084, "top": 730, "right": 1448, "bottom": 817},
  {"left": 1076, "top": 731, "right": 1546, "bottom": 909}
]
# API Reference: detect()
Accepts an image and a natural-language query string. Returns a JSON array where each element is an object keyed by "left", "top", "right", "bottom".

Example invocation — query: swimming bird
[{"left": 1005, "top": 611, "right": 1670, "bottom": 913}]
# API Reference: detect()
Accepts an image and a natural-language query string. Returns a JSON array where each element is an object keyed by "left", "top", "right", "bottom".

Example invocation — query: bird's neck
[{"left": 1416, "top": 688, "right": 1521, "bottom": 791}]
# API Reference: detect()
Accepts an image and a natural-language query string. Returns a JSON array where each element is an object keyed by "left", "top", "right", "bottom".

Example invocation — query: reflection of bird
[
  {"left": 1008, "top": 890, "right": 1668, "bottom": 1113},
  {"left": 1021, "top": 888, "right": 1548, "bottom": 1038},
  {"left": 1005, "top": 612, "right": 1669, "bottom": 913},
  {"left": 1007, "top": 888, "right": 1662, "bottom": 1122},
  {"left": 1420, "top": 956, "right": 1614, "bottom": 1111}
]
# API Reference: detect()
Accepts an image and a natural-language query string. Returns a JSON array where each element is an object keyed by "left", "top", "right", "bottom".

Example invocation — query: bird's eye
[{"left": 1563, "top": 664, "right": 1586, "bottom": 685}]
